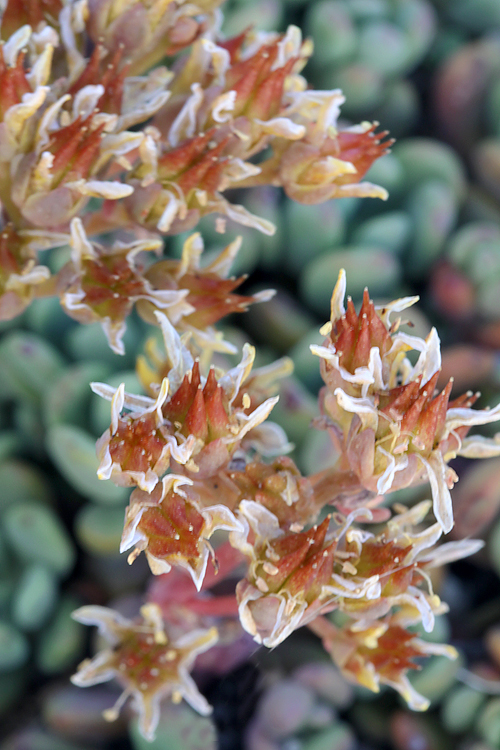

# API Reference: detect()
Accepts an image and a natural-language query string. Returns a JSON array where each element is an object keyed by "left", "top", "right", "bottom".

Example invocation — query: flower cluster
[
  {"left": 4, "top": 0, "right": 498, "bottom": 743},
  {"left": 310, "top": 271, "right": 500, "bottom": 533},
  {"left": 75, "top": 272, "right": 500, "bottom": 736},
  {"left": 92, "top": 312, "right": 288, "bottom": 492},
  {"left": 122, "top": 27, "right": 391, "bottom": 236},
  {"left": 0, "top": 2, "right": 389, "bottom": 341}
]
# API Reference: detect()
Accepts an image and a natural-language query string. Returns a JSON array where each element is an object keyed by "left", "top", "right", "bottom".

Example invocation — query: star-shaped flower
[
  {"left": 71, "top": 603, "right": 218, "bottom": 741},
  {"left": 316, "top": 614, "right": 457, "bottom": 711},
  {"left": 120, "top": 474, "right": 244, "bottom": 589},
  {"left": 62, "top": 218, "right": 190, "bottom": 354}
]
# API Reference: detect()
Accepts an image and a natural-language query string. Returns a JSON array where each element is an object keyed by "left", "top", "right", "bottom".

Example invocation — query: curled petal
[
  {"left": 457, "top": 434, "right": 500, "bottom": 458},
  {"left": 418, "top": 452, "right": 454, "bottom": 534}
]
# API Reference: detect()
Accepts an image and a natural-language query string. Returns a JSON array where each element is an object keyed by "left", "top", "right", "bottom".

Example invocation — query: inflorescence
[{"left": 0, "top": 0, "right": 498, "bottom": 741}]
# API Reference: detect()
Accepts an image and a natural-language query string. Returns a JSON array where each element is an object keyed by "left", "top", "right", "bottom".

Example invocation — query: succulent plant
[
  {"left": 0, "top": 1, "right": 500, "bottom": 750},
  {"left": 129, "top": 701, "right": 217, "bottom": 750},
  {"left": 246, "top": 667, "right": 356, "bottom": 750}
]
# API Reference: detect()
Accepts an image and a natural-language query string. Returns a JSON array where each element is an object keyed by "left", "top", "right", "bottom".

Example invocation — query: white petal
[
  {"left": 323, "top": 574, "right": 381, "bottom": 600},
  {"left": 140, "top": 281, "right": 190, "bottom": 311},
  {"left": 286, "top": 89, "right": 345, "bottom": 135},
  {"left": 4, "top": 26, "right": 32, "bottom": 67},
  {"left": 375, "top": 448, "right": 408, "bottom": 495},
  {"left": 384, "top": 675, "right": 430, "bottom": 712},
  {"left": 27, "top": 43, "right": 54, "bottom": 89},
  {"left": 457, "top": 434, "right": 500, "bottom": 458},
  {"left": 91, "top": 382, "right": 156, "bottom": 412},
  {"left": 419, "top": 452, "right": 454, "bottom": 534},
  {"left": 254, "top": 117, "right": 305, "bottom": 139},
  {"left": 238, "top": 500, "right": 283, "bottom": 543},
  {"left": 177, "top": 546, "right": 210, "bottom": 591},
  {"left": 71, "top": 605, "right": 129, "bottom": 640},
  {"left": 338, "top": 182, "right": 388, "bottom": 200},
  {"left": 203, "top": 236, "right": 242, "bottom": 277},
  {"left": 395, "top": 587, "right": 435, "bottom": 633},
  {"left": 319, "top": 269, "right": 345, "bottom": 335},
  {"left": 211, "top": 90, "right": 236, "bottom": 123},
  {"left": 412, "top": 639, "right": 458, "bottom": 660},
  {"left": 310, "top": 344, "right": 337, "bottom": 361},
  {"left": 168, "top": 434, "right": 197, "bottom": 466},
  {"left": 70, "top": 649, "right": 117, "bottom": 686},
  {"left": 201, "top": 504, "right": 244, "bottom": 536},
  {"left": 101, "top": 318, "right": 127, "bottom": 355},
  {"left": 404, "top": 327, "right": 441, "bottom": 386},
  {"left": 179, "top": 671, "right": 214, "bottom": 715},
  {"left": 111, "top": 383, "right": 125, "bottom": 434},
  {"left": 68, "top": 180, "right": 134, "bottom": 199},
  {"left": 420, "top": 538, "right": 484, "bottom": 568},
  {"left": 200, "top": 39, "right": 231, "bottom": 85},
  {"left": 404, "top": 522, "right": 443, "bottom": 563},
  {"left": 6, "top": 86, "right": 50, "bottom": 140},
  {"left": 273, "top": 25, "right": 302, "bottom": 69},
  {"left": 168, "top": 83, "right": 203, "bottom": 147},
  {"left": 233, "top": 396, "right": 280, "bottom": 442},
  {"left": 222, "top": 158, "right": 261, "bottom": 185},
  {"left": 374, "top": 295, "right": 420, "bottom": 327},
  {"left": 444, "top": 403, "right": 500, "bottom": 437},
  {"left": 136, "top": 691, "right": 161, "bottom": 742},
  {"left": 221, "top": 200, "right": 276, "bottom": 236},
  {"left": 36, "top": 93, "right": 71, "bottom": 149},
  {"left": 69, "top": 217, "right": 95, "bottom": 265},
  {"left": 333, "top": 388, "right": 379, "bottom": 431},
  {"left": 118, "top": 89, "right": 171, "bottom": 131},
  {"left": 153, "top": 311, "right": 194, "bottom": 390},
  {"left": 5, "top": 264, "right": 50, "bottom": 289},
  {"left": 219, "top": 343, "right": 256, "bottom": 405},
  {"left": 177, "top": 232, "right": 204, "bottom": 276},
  {"left": 244, "top": 421, "right": 293, "bottom": 456},
  {"left": 157, "top": 191, "right": 179, "bottom": 232},
  {"left": 388, "top": 500, "right": 432, "bottom": 531},
  {"left": 101, "top": 131, "right": 145, "bottom": 159},
  {"left": 73, "top": 84, "right": 104, "bottom": 120}
]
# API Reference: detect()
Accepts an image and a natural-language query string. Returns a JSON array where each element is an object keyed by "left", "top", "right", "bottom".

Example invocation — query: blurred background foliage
[{"left": 3, "top": 0, "right": 500, "bottom": 749}]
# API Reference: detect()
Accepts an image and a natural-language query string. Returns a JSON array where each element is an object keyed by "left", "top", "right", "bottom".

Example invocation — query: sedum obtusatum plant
[{"left": 2, "top": 0, "right": 500, "bottom": 742}]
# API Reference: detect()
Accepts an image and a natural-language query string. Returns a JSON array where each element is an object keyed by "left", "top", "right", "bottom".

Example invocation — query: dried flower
[
  {"left": 234, "top": 497, "right": 483, "bottom": 649},
  {"left": 0, "top": 49, "right": 140, "bottom": 228},
  {"left": 238, "top": 89, "right": 391, "bottom": 203},
  {"left": 136, "top": 231, "right": 275, "bottom": 350},
  {"left": 61, "top": 218, "right": 188, "bottom": 354},
  {"left": 318, "top": 615, "right": 457, "bottom": 711},
  {"left": 125, "top": 123, "right": 275, "bottom": 235},
  {"left": 226, "top": 456, "right": 317, "bottom": 532},
  {"left": 120, "top": 474, "right": 243, "bottom": 588},
  {"left": 122, "top": 26, "right": 389, "bottom": 236},
  {"left": 71, "top": 603, "right": 217, "bottom": 740},
  {"left": 271, "top": 124, "right": 391, "bottom": 204}
]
